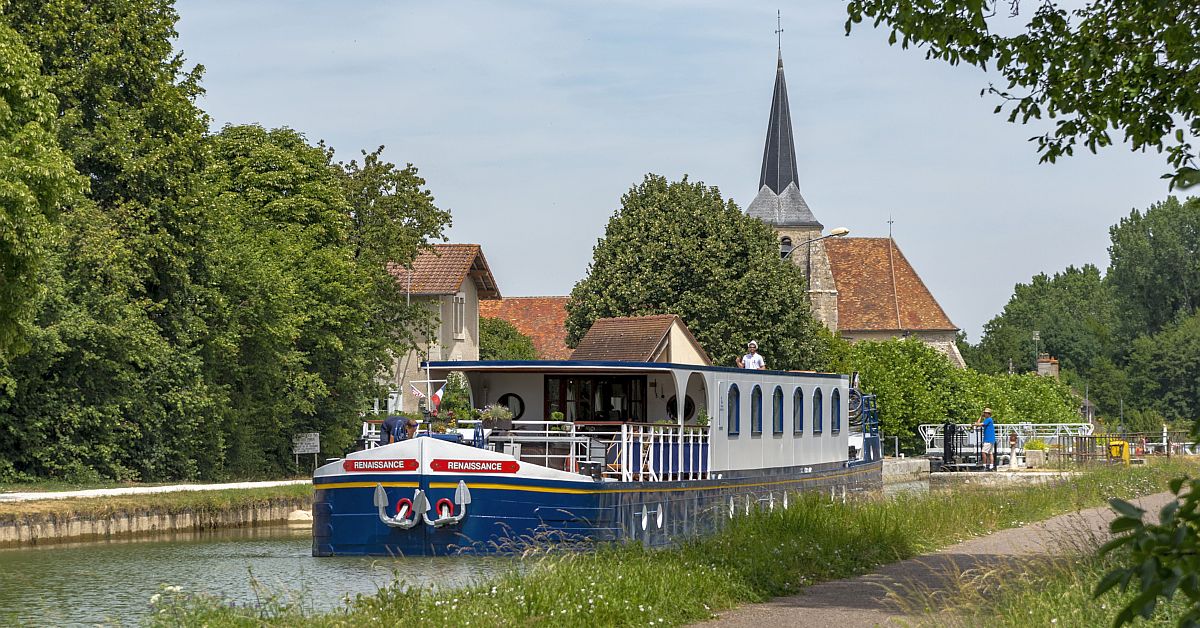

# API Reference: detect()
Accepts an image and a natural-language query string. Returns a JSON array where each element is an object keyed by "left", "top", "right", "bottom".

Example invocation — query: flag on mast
[
  {"left": 430, "top": 383, "right": 446, "bottom": 415},
  {"left": 409, "top": 384, "right": 426, "bottom": 399}
]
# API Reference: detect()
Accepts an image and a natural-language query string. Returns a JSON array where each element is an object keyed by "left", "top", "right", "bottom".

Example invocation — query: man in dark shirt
[{"left": 379, "top": 415, "right": 404, "bottom": 447}]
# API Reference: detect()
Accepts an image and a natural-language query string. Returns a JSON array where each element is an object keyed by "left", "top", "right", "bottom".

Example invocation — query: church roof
[
  {"left": 825, "top": 238, "right": 958, "bottom": 332},
  {"left": 745, "top": 54, "right": 821, "bottom": 228},
  {"left": 479, "top": 296, "right": 572, "bottom": 360},
  {"left": 387, "top": 244, "right": 501, "bottom": 298}
]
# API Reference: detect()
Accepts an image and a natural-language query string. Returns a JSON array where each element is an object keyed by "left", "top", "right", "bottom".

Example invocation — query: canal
[{"left": 0, "top": 525, "right": 506, "bottom": 627}]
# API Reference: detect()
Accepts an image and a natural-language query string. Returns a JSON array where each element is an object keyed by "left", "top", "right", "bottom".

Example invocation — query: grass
[
  {"left": 145, "top": 459, "right": 1196, "bottom": 627},
  {"left": 904, "top": 552, "right": 1189, "bottom": 627},
  {"left": 0, "top": 484, "right": 314, "bottom": 524}
]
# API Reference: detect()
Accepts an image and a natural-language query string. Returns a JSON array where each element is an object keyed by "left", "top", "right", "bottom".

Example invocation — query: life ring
[
  {"left": 435, "top": 498, "right": 455, "bottom": 518},
  {"left": 395, "top": 497, "right": 413, "bottom": 517}
]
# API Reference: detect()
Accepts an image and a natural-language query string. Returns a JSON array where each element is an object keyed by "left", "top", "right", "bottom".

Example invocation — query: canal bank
[{"left": 0, "top": 482, "right": 313, "bottom": 547}]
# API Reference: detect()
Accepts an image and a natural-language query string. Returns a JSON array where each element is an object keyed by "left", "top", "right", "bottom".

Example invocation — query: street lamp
[{"left": 782, "top": 227, "right": 850, "bottom": 281}]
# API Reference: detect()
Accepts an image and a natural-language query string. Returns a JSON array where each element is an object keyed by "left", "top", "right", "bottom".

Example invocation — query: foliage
[
  {"left": 1125, "top": 310, "right": 1200, "bottom": 425},
  {"left": 438, "top": 372, "right": 473, "bottom": 419},
  {"left": 0, "top": 19, "right": 80, "bottom": 354},
  {"left": 479, "top": 404, "right": 513, "bottom": 422},
  {"left": 479, "top": 316, "right": 538, "bottom": 360},
  {"left": 1108, "top": 197, "right": 1200, "bottom": 337},
  {"left": 970, "top": 265, "right": 1116, "bottom": 375},
  {"left": 844, "top": 0, "right": 1200, "bottom": 188},
  {"left": 148, "top": 461, "right": 1186, "bottom": 627},
  {"left": 566, "top": 174, "right": 829, "bottom": 370},
  {"left": 837, "top": 338, "right": 1078, "bottom": 451}
]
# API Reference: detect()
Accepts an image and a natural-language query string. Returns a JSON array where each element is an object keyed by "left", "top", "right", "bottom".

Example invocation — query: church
[{"left": 745, "top": 50, "right": 966, "bottom": 368}]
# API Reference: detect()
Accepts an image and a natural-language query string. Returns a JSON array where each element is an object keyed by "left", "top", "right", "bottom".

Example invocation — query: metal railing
[
  {"left": 359, "top": 418, "right": 711, "bottom": 482},
  {"left": 920, "top": 422, "right": 1094, "bottom": 458}
]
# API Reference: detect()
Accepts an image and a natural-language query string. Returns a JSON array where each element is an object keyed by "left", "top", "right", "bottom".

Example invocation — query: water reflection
[{"left": 0, "top": 526, "right": 506, "bottom": 627}]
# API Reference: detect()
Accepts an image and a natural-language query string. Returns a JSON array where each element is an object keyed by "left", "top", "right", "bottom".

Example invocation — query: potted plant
[{"left": 480, "top": 404, "right": 514, "bottom": 430}]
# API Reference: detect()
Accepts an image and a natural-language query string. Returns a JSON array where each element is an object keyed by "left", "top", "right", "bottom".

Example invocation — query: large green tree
[
  {"left": 0, "top": 18, "right": 80, "bottom": 354},
  {"left": 970, "top": 265, "right": 1117, "bottom": 375},
  {"left": 566, "top": 174, "right": 829, "bottom": 369},
  {"left": 844, "top": 0, "right": 1200, "bottom": 188},
  {"left": 1107, "top": 196, "right": 1200, "bottom": 337},
  {"left": 1124, "top": 310, "right": 1200, "bottom": 424}
]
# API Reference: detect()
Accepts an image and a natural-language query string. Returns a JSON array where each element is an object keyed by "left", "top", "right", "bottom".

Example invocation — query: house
[
  {"left": 746, "top": 49, "right": 966, "bottom": 368},
  {"left": 385, "top": 243, "right": 500, "bottom": 413},
  {"left": 478, "top": 296, "right": 572, "bottom": 359},
  {"left": 571, "top": 314, "right": 712, "bottom": 366}
]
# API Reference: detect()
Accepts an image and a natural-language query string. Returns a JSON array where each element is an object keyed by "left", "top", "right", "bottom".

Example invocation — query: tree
[
  {"left": 844, "top": 1, "right": 1200, "bottom": 188},
  {"left": 480, "top": 317, "right": 538, "bottom": 361},
  {"left": 972, "top": 265, "right": 1117, "bottom": 374},
  {"left": 0, "top": 18, "right": 80, "bottom": 353},
  {"left": 1124, "top": 310, "right": 1200, "bottom": 424},
  {"left": 1107, "top": 196, "right": 1200, "bottom": 336},
  {"left": 566, "top": 174, "right": 830, "bottom": 370}
]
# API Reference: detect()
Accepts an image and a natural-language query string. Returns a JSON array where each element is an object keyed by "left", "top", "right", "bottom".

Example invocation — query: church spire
[{"left": 746, "top": 27, "right": 821, "bottom": 228}]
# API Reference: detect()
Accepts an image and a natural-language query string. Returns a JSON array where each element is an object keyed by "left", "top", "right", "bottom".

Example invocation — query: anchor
[
  {"left": 421, "top": 480, "right": 472, "bottom": 528},
  {"left": 373, "top": 483, "right": 426, "bottom": 530}
]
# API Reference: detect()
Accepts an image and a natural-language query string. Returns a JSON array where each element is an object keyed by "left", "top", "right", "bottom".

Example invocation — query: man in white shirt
[{"left": 736, "top": 340, "right": 766, "bottom": 370}]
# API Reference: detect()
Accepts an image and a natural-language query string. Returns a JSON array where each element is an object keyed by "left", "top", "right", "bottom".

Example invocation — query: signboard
[
  {"left": 429, "top": 459, "right": 519, "bottom": 473},
  {"left": 292, "top": 432, "right": 321, "bottom": 455},
  {"left": 342, "top": 459, "right": 418, "bottom": 472}
]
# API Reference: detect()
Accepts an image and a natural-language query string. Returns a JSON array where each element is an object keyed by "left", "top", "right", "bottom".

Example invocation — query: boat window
[
  {"left": 813, "top": 388, "right": 824, "bottom": 434},
  {"left": 544, "top": 375, "right": 646, "bottom": 422},
  {"left": 832, "top": 389, "right": 841, "bottom": 434},
  {"left": 772, "top": 386, "right": 784, "bottom": 434},
  {"left": 727, "top": 384, "right": 740, "bottom": 436},
  {"left": 793, "top": 388, "right": 804, "bottom": 435},
  {"left": 751, "top": 385, "right": 763, "bottom": 434},
  {"left": 497, "top": 393, "right": 525, "bottom": 420}
]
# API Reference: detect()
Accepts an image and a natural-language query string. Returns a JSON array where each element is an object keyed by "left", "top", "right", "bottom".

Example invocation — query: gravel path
[
  {"left": 0, "top": 479, "right": 310, "bottom": 503},
  {"left": 696, "top": 491, "right": 1174, "bottom": 627}
]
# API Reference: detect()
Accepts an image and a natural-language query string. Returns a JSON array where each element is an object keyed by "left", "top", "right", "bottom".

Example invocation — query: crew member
[{"left": 736, "top": 340, "right": 766, "bottom": 370}]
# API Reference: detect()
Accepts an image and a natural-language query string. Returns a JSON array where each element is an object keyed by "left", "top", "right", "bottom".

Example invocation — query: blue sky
[{"left": 175, "top": 1, "right": 1170, "bottom": 342}]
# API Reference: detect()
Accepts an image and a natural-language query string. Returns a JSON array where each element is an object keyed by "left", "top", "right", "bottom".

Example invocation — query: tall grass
[{"left": 147, "top": 461, "right": 1195, "bottom": 627}]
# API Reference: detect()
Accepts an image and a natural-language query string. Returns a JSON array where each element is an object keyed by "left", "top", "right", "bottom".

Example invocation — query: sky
[{"left": 174, "top": 1, "right": 1171, "bottom": 342}]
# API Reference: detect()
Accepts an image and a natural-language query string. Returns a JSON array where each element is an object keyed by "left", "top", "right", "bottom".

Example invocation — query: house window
[
  {"left": 813, "top": 388, "right": 824, "bottom": 434},
  {"left": 832, "top": 389, "right": 841, "bottom": 434},
  {"left": 780, "top": 236, "right": 793, "bottom": 259},
  {"left": 793, "top": 388, "right": 804, "bottom": 434},
  {"left": 453, "top": 293, "right": 466, "bottom": 339},
  {"left": 727, "top": 385, "right": 740, "bottom": 436},
  {"left": 772, "top": 386, "right": 784, "bottom": 434},
  {"left": 751, "top": 385, "right": 763, "bottom": 434}
]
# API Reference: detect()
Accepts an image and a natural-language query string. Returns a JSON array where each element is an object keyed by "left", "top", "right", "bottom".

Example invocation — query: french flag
[{"left": 430, "top": 383, "right": 446, "bottom": 416}]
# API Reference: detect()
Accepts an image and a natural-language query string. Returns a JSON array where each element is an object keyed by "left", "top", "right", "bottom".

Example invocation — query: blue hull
[{"left": 313, "top": 459, "right": 881, "bottom": 556}]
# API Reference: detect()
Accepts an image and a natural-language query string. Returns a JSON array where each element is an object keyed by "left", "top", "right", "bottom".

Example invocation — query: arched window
[
  {"left": 780, "top": 236, "right": 794, "bottom": 259},
  {"left": 751, "top": 386, "right": 763, "bottom": 434},
  {"left": 772, "top": 386, "right": 784, "bottom": 434},
  {"left": 727, "top": 384, "right": 740, "bottom": 436},
  {"left": 813, "top": 388, "right": 824, "bottom": 434},
  {"left": 793, "top": 388, "right": 804, "bottom": 435},
  {"left": 832, "top": 389, "right": 842, "bottom": 434}
]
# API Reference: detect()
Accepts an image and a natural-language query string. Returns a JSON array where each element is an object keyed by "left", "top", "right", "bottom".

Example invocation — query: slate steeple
[{"left": 746, "top": 51, "right": 821, "bottom": 228}]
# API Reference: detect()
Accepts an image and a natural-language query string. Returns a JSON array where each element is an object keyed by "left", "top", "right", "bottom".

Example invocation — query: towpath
[
  {"left": 0, "top": 479, "right": 310, "bottom": 503},
  {"left": 696, "top": 491, "right": 1174, "bottom": 628}
]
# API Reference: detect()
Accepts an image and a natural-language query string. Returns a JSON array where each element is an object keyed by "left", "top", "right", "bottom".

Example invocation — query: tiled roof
[
  {"left": 387, "top": 244, "right": 500, "bottom": 298},
  {"left": 479, "top": 297, "right": 572, "bottom": 360},
  {"left": 825, "top": 237, "right": 957, "bottom": 332},
  {"left": 571, "top": 315, "right": 680, "bottom": 362}
]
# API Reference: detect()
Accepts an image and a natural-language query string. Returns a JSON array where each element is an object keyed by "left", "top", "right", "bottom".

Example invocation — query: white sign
[{"left": 292, "top": 432, "right": 320, "bottom": 455}]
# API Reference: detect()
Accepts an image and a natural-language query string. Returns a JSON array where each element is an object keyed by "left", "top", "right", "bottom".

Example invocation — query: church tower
[{"left": 746, "top": 51, "right": 839, "bottom": 331}]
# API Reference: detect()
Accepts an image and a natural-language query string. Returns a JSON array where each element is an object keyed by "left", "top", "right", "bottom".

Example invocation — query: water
[{"left": 0, "top": 526, "right": 506, "bottom": 627}]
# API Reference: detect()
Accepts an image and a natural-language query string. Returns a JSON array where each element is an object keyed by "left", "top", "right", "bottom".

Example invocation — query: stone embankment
[
  {"left": 882, "top": 457, "right": 931, "bottom": 484},
  {"left": 0, "top": 481, "right": 312, "bottom": 547}
]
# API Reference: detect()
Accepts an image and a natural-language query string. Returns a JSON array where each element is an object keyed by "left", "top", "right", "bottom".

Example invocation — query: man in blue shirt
[{"left": 975, "top": 407, "right": 997, "bottom": 470}]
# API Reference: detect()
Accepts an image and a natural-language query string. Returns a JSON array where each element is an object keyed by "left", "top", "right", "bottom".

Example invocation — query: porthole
[
  {"left": 666, "top": 395, "right": 696, "bottom": 421},
  {"left": 497, "top": 393, "right": 525, "bottom": 420}
]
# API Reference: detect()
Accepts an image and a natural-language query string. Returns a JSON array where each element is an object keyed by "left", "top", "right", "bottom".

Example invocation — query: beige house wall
[
  {"left": 387, "top": 278, "right": 482, "bottom": 415},
  {"left": 777, "top": 226, "right": 838, "bottom": 332},
  {"left": 666, "top": 322, "right": 710, "bottom": 366}
]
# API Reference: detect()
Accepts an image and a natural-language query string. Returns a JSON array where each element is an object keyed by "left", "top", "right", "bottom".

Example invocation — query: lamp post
[{"left": 783, "top": 227, "right": 850, "bottom": 281}]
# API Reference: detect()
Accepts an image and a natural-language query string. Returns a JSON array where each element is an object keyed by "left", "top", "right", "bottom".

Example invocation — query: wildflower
[{"left": 149, "top": 594, "right": 161, "bottom": 606}]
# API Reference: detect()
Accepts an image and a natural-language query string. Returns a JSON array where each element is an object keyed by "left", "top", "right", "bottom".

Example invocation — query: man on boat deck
[{"left": 736, "top": 340, "right": 766, "bottom": 370}]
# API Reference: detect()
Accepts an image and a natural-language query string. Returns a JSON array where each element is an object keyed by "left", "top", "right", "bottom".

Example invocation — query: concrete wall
[
  {"left": 667, "top": 322, "right": 709, "bottom": 366},
  {"left": 882, "top": 457, "right": 931, "bottom": 484},
  {"left": 0, "top": 497, "right": 310, "bottom": 547}
]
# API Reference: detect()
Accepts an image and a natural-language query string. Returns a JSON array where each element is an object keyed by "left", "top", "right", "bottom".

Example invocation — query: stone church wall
[{"left": 777, "top": 226, "right": 838, "bottom": 332}]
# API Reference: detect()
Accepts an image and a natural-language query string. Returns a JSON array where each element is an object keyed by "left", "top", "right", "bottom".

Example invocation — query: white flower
[{"left": 149, "top": 594, "right": 161, "bottom": 605}]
